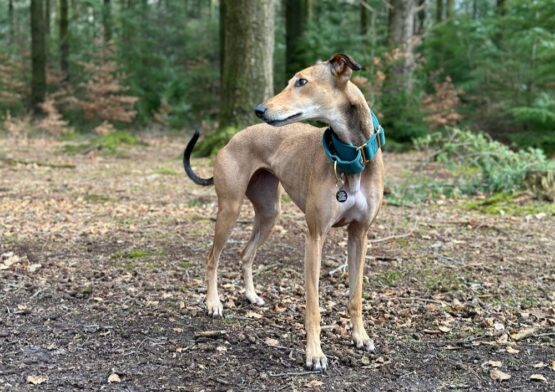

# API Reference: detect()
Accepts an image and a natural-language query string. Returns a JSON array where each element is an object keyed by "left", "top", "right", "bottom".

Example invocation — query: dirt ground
[{"left": 1, "top": 134, "right": 553, "bottom": 391}]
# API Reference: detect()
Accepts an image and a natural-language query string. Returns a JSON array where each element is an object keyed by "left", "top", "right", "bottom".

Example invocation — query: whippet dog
[{"left": 184, "top": 54, "right": 385, "bottom": 372}]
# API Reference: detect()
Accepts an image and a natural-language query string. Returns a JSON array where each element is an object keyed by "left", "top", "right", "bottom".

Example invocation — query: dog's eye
[{"left": 295, "top": 78, "right": 308, "bottom": 87}]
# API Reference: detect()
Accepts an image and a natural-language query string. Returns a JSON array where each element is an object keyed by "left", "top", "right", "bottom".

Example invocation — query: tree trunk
[
  {"left": 387, "top": 0, "right": 416, "bottom": 92},
  {"left": 31, "top": 0, "right": 47, "bottom": 114},
  {"left": 8, "top": 0, "right": 14, "bottom": 45},
  {"left": 435, "top": 0, "right": 442, "bottom": 23},
  {"left": 219, "top": 0, "right": 226, "bottom": 87},
  {"left": 360, "top": 1, "right": 368, "bottom": 36},
  {"left": 44, "top": 0, "right": 50, "bottom": 35},
  {"left": 416, "top": 0, "right": 426, "bottom": 34},
  {"left": 496, "top": 0, "right": 506, "bottom": 16},
  {"left": 220, "top": 0, "right": 274, "bottom": 128},
  {"left": 446, "top": 0, "right": 454, "bottom": 18},
  {"left": 103, "top": 0, "right": 112, "bottom": 44},
  {"left": 286, "top": 0, "right": 312, "bottom": 79},
  {"left": 59, "top": 0, "right": 69, "bottom": 79}
]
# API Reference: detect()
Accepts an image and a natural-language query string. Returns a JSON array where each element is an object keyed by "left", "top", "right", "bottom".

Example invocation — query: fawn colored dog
[{"left": 184, "top": 54, "right": 384, "bottom": 371}]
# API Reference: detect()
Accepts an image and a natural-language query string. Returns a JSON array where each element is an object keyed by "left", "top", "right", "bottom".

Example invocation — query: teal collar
[{"left": 322, "top": 111, "right": 385, "bottom": 174}]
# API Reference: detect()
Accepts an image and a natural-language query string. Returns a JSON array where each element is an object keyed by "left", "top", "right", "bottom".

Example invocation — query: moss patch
[{"left": 464, "top": 192, "right": 555, "bottom": 216}]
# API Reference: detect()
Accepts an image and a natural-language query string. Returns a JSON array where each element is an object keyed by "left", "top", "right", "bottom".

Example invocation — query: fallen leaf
[
  {"left": 532, "top": 362, "right": 546, "bottom": 369},
  {"left": 551, "top": 360, "right": 555, "bottom": 371},
  {"left": 108, "top": 373, "right": 121, "bottom": 383},
  {"left": 506, "top": 346, "right": 519, "bottom": 354},
  {"left": 28, "top": 263, "right": 42, "bottom": 272},
  {"left": 216, "top": 345, "right": 227, "bottom": 352},
  {"left": 264, "top": 337, "right": 279, "bottom": 347},
  {"left": 490, "top": 368, "right": 511, "bottom": 381},
  {"left": 27, "top": 375, "right": 48, "bottom": 385},
  {"left": 451, "top": 298, "right": 464, "bottom": 312},
  {"left": 438, "top": 325, "right": 451, "bottom": 333},
  {"left": 487, "top": 360, "right": 502, "bottom": 368},
  {"left": 245, "top": 311, "right": 262, "bottom": 319},
  {"left": 305, "top": 379, "right": 323, "bottom": 389},
  {"left": 497, "top": 334, "right": 508, "bottom": 344},
  {"left": 510, "top": 327, "right": 536, "bottom": 341},
  {"left": 529, "top": 374, "right": 547, "bottom": 382}
]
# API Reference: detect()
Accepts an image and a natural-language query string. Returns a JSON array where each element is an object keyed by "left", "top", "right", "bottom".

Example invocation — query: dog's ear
[{"left": 328, "top": 53, "right": 362, "bottom": 85}]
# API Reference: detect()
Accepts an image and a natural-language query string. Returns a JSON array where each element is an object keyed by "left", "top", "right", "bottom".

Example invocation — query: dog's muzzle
[{"left": 254, "top": 104, "right": 267, "bottom": 119}]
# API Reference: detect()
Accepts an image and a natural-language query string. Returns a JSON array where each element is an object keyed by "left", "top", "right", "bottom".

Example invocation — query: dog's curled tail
[{"left": 183, "top": 129, "right": 214, "bottom": 186}]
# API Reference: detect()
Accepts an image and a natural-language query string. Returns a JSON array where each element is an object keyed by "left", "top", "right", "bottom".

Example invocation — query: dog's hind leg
[
  {"left": 205, "top": 197, "right": 242, "bottom": 316},
  {"left": 206, "top": 155, "right": 250, "bottom": 317},
  {"left": 241, "top": 170, "right": 281, "bottom": 305}
]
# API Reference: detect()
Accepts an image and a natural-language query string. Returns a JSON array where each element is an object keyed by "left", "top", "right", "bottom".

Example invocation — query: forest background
[{"left": 1, "top": 0, "right": 554, "bottom": 157}]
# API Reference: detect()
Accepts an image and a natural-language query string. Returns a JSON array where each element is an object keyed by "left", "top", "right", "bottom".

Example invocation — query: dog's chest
[{"left": 336, "top": 190, "right": 369, "bottom": 224}]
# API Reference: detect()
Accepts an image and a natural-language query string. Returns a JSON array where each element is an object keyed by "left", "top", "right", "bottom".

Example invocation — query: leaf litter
[{"left": 0, "top": 137, "right": 553, "bottom": 391}]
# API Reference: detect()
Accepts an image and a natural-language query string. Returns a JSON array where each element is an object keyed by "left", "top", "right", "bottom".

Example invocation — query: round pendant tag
[{"left": 336, "top": 190, "right": 348, "bottom": 203}]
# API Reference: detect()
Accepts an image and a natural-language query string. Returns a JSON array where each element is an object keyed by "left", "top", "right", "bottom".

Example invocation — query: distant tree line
[{"left": 0, "top": 0, "right": 554, "bottom": 154}]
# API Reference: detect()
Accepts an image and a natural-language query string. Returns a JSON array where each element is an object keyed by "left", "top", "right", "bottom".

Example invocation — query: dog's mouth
[{"left": 266, "top": 112, "right": 303, "bottom": 126}]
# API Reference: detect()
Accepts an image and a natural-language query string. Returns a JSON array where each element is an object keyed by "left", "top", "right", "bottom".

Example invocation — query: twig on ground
[
  {"left": 329, "top": 262, "right": 348, "bottom": 276},
  {"left": 268, "top": 370, "right": 322, "bottom": 378},
  {"left": 369, "top": 229, "right": 414, "bottom": 244},
  {"left": 0, "top": 157, "right": 75, "bottom": 169},
  {"left": 194, "top": 330, "right": 228, "bottom": 338},
  {"left": 397, "top": 297, "right": 445, "bottom": 305}
]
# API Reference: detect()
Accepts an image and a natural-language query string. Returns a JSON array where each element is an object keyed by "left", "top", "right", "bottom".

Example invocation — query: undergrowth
[
  {"left": 415, "top": 128, "right": 554, "bottom": 198},
  {"left": 62, "top": 131, "right": 146, "bottom": 155},
  {"left": 387, "top": 129, "right": 554, "bottom": 213}
]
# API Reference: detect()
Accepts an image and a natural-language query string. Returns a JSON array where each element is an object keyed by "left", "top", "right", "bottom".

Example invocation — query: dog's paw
[
  {"left": 245, "top": 292, "right": 265, "bottom": 306},
  {"left": 206, "top": 299, "right": 223, "bottom": 317},
  {"left": 352, "top": 332, "right": 375, "bottom": 352},
  {"left": 305, "top": 352, "right": 328, "bottom": 373}
]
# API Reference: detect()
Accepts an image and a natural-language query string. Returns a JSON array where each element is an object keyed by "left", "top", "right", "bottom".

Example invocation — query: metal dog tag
[{"left": 336, "top": 189, "right": 348, "bottom": 203}]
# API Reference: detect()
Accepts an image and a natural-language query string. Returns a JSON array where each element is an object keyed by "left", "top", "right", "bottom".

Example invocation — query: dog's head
[{"left": 255, "top": 53, "right": 362, "bottom": 126}]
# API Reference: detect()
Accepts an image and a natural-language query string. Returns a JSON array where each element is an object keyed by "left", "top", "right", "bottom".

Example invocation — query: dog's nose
[{"left": 254, "top": 104, "right": 267, "bottom": 119}]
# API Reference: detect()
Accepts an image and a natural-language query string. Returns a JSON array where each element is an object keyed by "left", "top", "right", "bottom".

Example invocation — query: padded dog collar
[{"left": 322, "top": 111, "right": 385, "bottom": 174}]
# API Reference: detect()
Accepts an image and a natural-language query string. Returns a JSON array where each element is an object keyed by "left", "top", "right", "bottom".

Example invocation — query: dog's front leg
[
  {"left": 304, "top": 231, "right": 327, "bottom": 372},
  {"left": 347, "top": 222, "right": 375, "bottom": 351}
]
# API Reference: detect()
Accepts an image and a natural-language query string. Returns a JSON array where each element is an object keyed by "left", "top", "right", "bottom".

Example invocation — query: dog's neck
[{"left": 327, "top": 83, "right": 374, "bottom": 146}]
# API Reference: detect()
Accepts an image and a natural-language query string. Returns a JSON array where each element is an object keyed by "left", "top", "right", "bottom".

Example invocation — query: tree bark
[
  {"left": 496, "top": 0, "right": 506, "bottom": 16},
  {"left": 387, "top": 0, "right": 417, "bottom": 92},
  {"left": 446, "top": 0, "right": 454, "bottom": 18},
  {"left": 286, "top": 0, "right": 312, "bottom": 79},
  {"left": 220, "top": 0, "right": 274, "bottom": 128},
  {"left": 8, "top": 0, "right": 14, "bottom": 45},
  {"left": 360, "top": 1, "right": 368, "bottom": 36},
  {"left": 416, "top": 0, "right": 426, "bottom": 34},
  {"left": 219, "top": 0, "right": 226, "bottom": 87},
  {"left": 45, "top": 0, "right": 51, "bottom": 35},
  {"left": 59, "top": 0, "right": 69, "bottom": 79},
  {"left": 103, "top": 0, "right": 112, "bottom": 44},
  {"left": 435, "top": 0, "right": 442, "bottom": 23},
  {"left": 31, "top": 0, "right": 47, "bottom": 114}
]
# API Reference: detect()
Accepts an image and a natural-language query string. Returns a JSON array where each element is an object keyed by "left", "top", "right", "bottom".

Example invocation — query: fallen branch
[
  {"left": 369, "top": 229, "right": 414, "bottom": 244},
  {"left": 329, "top": 262, "right": 347, "bottom": 276},
  {"left": 194, "top": 330, "right": 227, "bottom": 338},
  {"left": 0, "top": 157, "right": 75, "bottom": 169},
  {"left": 268, "top": 370, "right": 322, "bottom": 378}
]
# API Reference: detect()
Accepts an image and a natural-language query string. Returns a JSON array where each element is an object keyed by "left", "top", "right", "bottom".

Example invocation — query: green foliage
[
  {"left": 465, "top": 192, "right": 555, "bottom": 216},
  {"left": 420, "top": 0, "right": 555, "bottom": 154},
  {"left": 377, "top": 91, "right": 428, "bottom": 146},
  {"left": 415, "top": 128, "right": 555, "bottom": 195},
  {"left": 62, "top": 131, "right": 145, "bottom": 155},
  {"left": 194, "top": 126, "right": 238, "bottom": 157}
]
